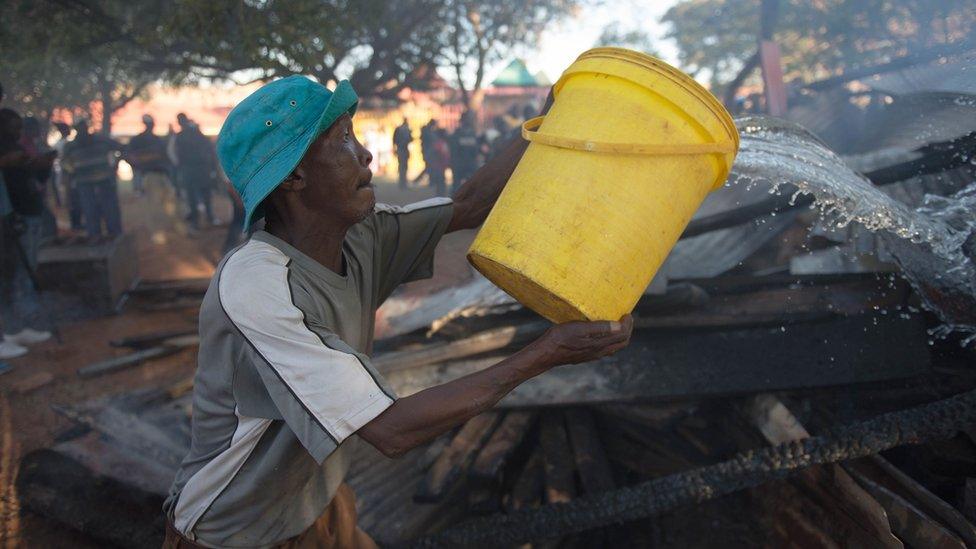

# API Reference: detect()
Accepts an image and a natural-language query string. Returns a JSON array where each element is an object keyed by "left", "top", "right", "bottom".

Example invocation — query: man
[
  {"left": 20, "top": 116, "right": 58, "bottom": 239},
  {"left": 0, "top": 108, "right": 54, "bottom": 353},
  {"left": 391, "top": 118, "right": 411, "bottom": 189},
  {"left": 429, "top": 127, "right": 451, "bottom": 197},
  {"left": 0, "top": 146, "right": 19, "bottom": 361},
  {"left": 0, "top": 82, "right": 27, "bottom": 361},
  {"left": 52, "top": 122, "right": 71, "bottom": 210},
  {"left": 414, "top": 118, "right": 438, "bottom": 185},
  {"left": 61, "top": 120, "right": 123, "bottom": 240},
  {"left": 125, "top": 114, "right": 169, "bottom": 195},
  {"left": 173, "top": 118, "right": 219, "bottom": 229},
  {"left": 449, "top": 110, "right": 480, "bottom": 189},
  {"left": 163, "top": 76, "right": 633, "bottom": 548}
]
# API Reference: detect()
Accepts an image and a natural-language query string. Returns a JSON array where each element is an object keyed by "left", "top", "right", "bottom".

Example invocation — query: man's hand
[
  {"left": 360, "top": 312, "right": 634, "bottom": 458},
  {"left": 532, "top": 314, "right": 634, "bottom": 369}
]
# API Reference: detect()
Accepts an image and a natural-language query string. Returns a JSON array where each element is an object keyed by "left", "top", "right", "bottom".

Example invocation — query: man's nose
[{"left": 358, "top": 143, "right": 373, "bottom": 166}]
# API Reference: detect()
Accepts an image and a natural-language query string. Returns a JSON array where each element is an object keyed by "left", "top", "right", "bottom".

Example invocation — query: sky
[{"left": 483, "top": 0, "right": 680, "bottom": 85}]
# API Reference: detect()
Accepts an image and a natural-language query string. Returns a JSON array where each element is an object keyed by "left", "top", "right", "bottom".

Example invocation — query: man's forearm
[
  {"left": 446, "top": 135, "right": 528, "bottom": 232},
  {"left": 359, "top": 341, "right": 551, "bottom": 457}
]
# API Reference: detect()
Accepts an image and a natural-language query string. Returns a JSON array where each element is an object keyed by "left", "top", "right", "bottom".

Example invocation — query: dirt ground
[{"left": 0, "top": 176, "right": 474, "bottom": 548}]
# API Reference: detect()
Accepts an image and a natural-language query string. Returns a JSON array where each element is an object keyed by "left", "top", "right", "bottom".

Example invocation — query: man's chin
[{"left": 355, "top": 193, "right": 376, "bottom": 222}]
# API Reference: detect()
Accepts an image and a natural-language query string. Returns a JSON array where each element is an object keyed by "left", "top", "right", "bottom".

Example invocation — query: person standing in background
[
  {"left": 20, "top": 116, "right": 58, "bottom": 239},
  {"left": 449, "top": 111, "right": 479, "bottom": 190},
  {"left": 414, "top": 119, "right": 438, "bottom": 185},
  {"left": 0, "top": 108, "right": 54, "bottom": 351},
  {"left": 61, "top": 119, "right": 123, "bottom": 240},
  {"left": 428, "top": 127, "right": 451, "bottom": 197},
  {"left": 0, "top": 167, "right": 21, "bottom": 362},
  {"left": 52, "top": 122, "right": 71, "bottom": 210},
  {"left": 0, "top": 165, "right": 23, "bottom": 362},
  {"left": 174, "top": 120, "right": 220, "bottom": 230},
  {"left": 0, "top": 84, "right": 26, "bottom": 362},
  {"left": 392, "top": 118, "right": 412, "bottom": 189},
  {"left": 125, "top": 114, "right": 168, "bottom": 196}
]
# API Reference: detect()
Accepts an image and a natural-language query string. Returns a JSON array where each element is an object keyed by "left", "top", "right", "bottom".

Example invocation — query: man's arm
[
  {"left": 359, "top": 315, "right": 633, "bottom": 457},
  {"left": 447, "top": 92, "right": 553, "bottom": 233},
  {"left": 446, "top": 135, "right": 528, "bottom": 232}
]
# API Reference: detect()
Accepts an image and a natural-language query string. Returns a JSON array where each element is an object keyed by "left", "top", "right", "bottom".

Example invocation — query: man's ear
[{"left": 278, "top": 167, "right": 307, "bottom": 191}]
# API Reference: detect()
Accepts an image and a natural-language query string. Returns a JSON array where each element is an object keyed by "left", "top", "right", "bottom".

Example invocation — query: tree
[
  {"left": 594, "top": 23, "right": 660, "bottom": 56},
  {"left": 661, "top": 0, "right": 976, "bottom": 91},
  {"left": 438, "top": 0, "right": 584, "bottom": 110},
  {"left": 1, "top": 0, "right": 190, "bottom": 132},
  {"left": 165, "top": 0, "right": 449, "bottom": 97},
  {"left": 1, "top": 0, "right": 589, "bottom": 128}
]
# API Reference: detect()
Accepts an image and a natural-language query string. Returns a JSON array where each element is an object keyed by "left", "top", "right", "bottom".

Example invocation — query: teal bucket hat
[{"left": 217, "top": 75, "right": 359, "bottom": 228}]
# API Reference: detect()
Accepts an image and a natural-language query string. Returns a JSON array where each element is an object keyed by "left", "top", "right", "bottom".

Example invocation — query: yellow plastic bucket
[{"left": 467, "top": 47, "right": 739, "bottom": 323}]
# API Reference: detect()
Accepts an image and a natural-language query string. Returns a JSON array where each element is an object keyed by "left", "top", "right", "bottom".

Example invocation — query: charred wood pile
[{"left": 18, "top": 268, "right": 976, "bottom": 548}]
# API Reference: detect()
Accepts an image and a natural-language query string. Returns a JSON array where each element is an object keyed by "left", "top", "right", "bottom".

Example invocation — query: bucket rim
[{"left": 555, "top": 47, "right": 739, "bottom": 153}]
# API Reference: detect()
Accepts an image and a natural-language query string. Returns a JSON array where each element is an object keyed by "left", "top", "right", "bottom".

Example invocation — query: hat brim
[{"left": 242, "top": 80, "right": 360, "bottom": 228}]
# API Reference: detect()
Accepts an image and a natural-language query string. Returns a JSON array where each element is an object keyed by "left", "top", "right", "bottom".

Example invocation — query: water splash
[{"left": 731, "top": 116, "right": 976, "bottom": 342}]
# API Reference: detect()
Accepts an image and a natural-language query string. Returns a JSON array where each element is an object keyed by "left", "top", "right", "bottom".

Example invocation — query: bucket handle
[{"left": 522, "top": 116, "right": 735, "bottom": 155}]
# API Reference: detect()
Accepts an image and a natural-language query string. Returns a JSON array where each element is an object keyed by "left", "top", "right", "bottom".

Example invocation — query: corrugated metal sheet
[
  {"left": 858, "top": 53, "right": 976, "bottom": 97},
  {"left": 854, "top": 92, "right": 976, "bottom": 152}
]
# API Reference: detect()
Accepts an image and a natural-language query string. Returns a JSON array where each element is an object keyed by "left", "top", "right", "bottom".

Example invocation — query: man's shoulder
[
  {"left": 372, "top": 197, "right": 453, "bottom": 217},
  {"left": 215, "top": 239, "right": 292, "bottom": 311}
]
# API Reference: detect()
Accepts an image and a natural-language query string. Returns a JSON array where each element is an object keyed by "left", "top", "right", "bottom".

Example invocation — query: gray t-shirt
[{"left": 164, "top": 197, "right": 454, "bottom": 547}]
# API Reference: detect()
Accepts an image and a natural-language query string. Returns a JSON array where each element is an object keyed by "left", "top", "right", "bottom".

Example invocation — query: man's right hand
[
  {"left": 361, "top": 313, "right": 635, "bottom": 458},
  {"left": 532, "top": 314, "right": 634, "bottom": 369}
]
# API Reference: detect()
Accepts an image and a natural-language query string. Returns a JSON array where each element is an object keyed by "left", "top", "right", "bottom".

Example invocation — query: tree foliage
[
  {"left": 439, "top": 0, "right": 582, "bottom": 108},
  {"left": 0, "top": 0, "right": 190, "bottom": 130},
  {"left": 1, "top": 0, "right": 586, "bottom": 129},
  {"left": 595, "top": 23, "right": 660, "bottom": 56},
  {"left": 662, "top": 0, "right": 976, "bottom": 87}
]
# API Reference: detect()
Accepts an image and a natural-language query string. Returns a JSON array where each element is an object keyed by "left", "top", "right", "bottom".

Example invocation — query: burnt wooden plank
[
  {"left": 855, "top": 476, "right": 966, "bottom": 549},
  {"left": 470, "top": 411, "right": 534, "bottom": 481},
  {"left": 111, "top": 328, "right": 198, "bottom": 349},
  {"left": 387, "top": 313, "right": 931, "bottom": 406},
  {"left": 77, "top": 335, "right": 199, "bottom": 378},
  {"left": 539, "top": 412, "right": 575, "bottom": 504},
  {"left": 564, "top": 408, "right": 614, "bottom": 495},
  {"left": 867, "top": 455, "right": 976, "bottom": 546},
  {"left": 634, "top": 277, "right": 910, "bottom": 330},
  {"left": 505, "top": 447, "right": 544, "bottom": 512},
  {"left": 52, "top": 404, "right": 187, "bottom": 469},
  {"left": 750, "top": 394, "right": 903, "bottom": 548},
  {"left": 18, "top": 449, "right": 165, "bottom": 549},
  {"left": 414, "top": 413, "right": 499, "bottom": 503}
]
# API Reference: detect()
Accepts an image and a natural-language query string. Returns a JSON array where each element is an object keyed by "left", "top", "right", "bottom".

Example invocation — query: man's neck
[{"left": 267, "top": 220, "right": 349, "bottom": 275}]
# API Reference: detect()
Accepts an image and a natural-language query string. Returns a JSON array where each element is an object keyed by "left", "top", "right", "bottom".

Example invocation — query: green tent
[{"left": 490, "top": 59, "right": 543, "bottom": 87}]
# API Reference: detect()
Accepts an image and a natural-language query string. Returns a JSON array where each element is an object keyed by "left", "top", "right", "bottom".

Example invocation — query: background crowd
[
  {"left": 393, "top": 104, "right": 538, "bottom": 197},
  {"left": 0, "top": 80, "right": 246, "bottom": 370}
]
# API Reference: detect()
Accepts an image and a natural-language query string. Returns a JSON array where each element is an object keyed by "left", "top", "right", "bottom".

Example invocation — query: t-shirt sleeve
[
  {"left": 220, "top": 249, "right": 396, "bottom": 464},
  {"left": 369, "top": 197, "right": 454, "bottom": 303}
]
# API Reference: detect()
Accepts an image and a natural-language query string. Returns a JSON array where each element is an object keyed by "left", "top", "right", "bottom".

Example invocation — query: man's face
[{"left": 296, "top": 114, "right": 375, "bottom": 225}]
